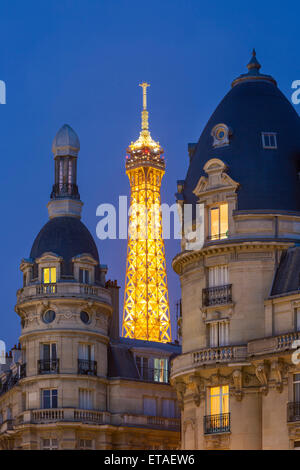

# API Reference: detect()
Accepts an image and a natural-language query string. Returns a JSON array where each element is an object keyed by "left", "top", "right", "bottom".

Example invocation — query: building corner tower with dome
[
  {"left": 0, "top": 124, "right": 180, "bottom": 450},
  {"left": 170, "top": 50, "right": 300, "bottom": 450}
]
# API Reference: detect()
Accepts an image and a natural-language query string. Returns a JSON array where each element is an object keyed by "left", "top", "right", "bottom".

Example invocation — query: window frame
[
  {"left": 42, "top": 389, "right": 58, "bottom": 409},
  {"left": 42, "top": 267, "right": 57, "bottom": 284},
  {"left": 261, "top": 132, "right": 277, "bottom": 149},
  {"left": 207, "top": 320, "right": 229, "bottom": 347},
  {"left": 209, "top": 203, "right": 228, "bottom": 240},
  {"left": 207, "top": 385, "right": 229, "bottom": 416}
]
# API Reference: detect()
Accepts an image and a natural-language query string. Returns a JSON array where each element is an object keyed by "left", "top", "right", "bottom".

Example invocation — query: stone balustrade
[
  {"left": 4, "top": 410, "right": 180, "bottom": 432},
  {"left": 17, "top": 282, "right": 111, "bottom": 305}
]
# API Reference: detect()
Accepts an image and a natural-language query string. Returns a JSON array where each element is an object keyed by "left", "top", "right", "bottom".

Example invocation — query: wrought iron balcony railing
[
  {"left": 78, "top": 359, "right": 97, "bottom": 376},
  {"left": 202, "top": 284, "right": 232, "bottom": 307},
  {"left": 204, "top": 413, "right": 231, "bottom": 434},
  {"left": 137, "top": 367, "right": 169, "bottom": 384},
  {"left": 38, "top": 359, "right": 59, "bottom": 375},
  {"left": 287, "top": 402, "right": 300, "bottom": 422}
]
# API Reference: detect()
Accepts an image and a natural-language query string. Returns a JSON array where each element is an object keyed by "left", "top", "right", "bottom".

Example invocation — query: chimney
[{"left": 106, "top": 280, "right": 120, "bottom": 340}]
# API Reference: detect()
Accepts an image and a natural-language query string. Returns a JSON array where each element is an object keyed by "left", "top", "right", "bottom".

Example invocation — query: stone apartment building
[
  {"left": 170, "top": 51, "right": 300, "bottom": 450},
  {"left": 0, "top": 124, "right": 180, "bottom": 450}
]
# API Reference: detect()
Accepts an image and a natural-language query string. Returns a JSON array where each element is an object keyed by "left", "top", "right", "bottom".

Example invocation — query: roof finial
[
  {"left": 247, "top": 48, "right": 261, "bottom": 73},
  {"left": 139, "top": 82, "right": 150, "bottom": 131}
]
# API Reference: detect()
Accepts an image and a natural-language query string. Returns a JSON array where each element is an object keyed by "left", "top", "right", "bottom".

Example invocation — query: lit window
[
  {"left": 153, "top": 358, "right": 169, "bottom": 383},
  {"left": 209, "top": 204, "right": 228, "bottom": 240},
  {"left": 42, "top": 389, "right": 58, "bottom": 409},
  {"left": 42, "top": 438, "right": 58, "bottom": 450},
  {"left": 43, "top": 267, "right": 56, "bottom": 284},
  {"left": 209, "top": 385, "right": 229, "bottom": 416},
  {"left": 79, "top": 268, "right": 90, "bottom": 284},
  {"left": 262, "top": 132, "right": 277, "bottom": 149},
  {"left": 208, "top": 321, "right": 229, "bottom": 347}
]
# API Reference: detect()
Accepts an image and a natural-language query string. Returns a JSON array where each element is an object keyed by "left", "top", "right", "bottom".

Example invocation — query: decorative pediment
[
  {"left": 35, "top": 252, "right": 63, "bottom": 264},
  {"left": 193, "top": 158, "right": 239, "bottom": 199},
  {"left": 72, "top": 253, "right": 98, "bottom": 266}
]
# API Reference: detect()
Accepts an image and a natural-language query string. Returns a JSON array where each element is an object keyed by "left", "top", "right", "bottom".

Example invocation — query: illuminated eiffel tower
[{"left": 122, "top": 83, "right": 171, "bottom": 343}]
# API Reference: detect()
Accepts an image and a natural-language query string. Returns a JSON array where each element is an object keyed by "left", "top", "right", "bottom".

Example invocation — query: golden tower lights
[{"left": 122, "top": 83, "right": 171, "bottom": 343}]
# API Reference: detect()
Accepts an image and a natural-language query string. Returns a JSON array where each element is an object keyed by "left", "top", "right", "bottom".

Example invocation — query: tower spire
[
  {"left": 139, "top": 82, "right": 150, "bottom": 131},
  {"left": 122, "top": 84, "right": 171, "bottom": 343}
]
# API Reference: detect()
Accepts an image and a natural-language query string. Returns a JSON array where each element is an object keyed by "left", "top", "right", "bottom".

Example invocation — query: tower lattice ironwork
[{"left": 122, "top": 83, "right": 171, "bottom": 343}]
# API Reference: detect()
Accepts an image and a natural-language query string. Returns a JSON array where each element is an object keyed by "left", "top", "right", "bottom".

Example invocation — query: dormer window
[
  {"left": 43, "top": 267, "right": 56, "bottom": 284},
  {"left": 262, "top": 132, "right": 277, "bottom": 149},
  {"left": 79, "top": 268, "right": 90, "bottom": 284},
  {"left": 209, "top": 203, "right": 228, "bottom": 240}
]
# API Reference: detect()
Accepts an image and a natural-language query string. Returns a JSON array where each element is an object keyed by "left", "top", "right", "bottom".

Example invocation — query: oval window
[
  {"left": 42, "top": 310, "right": 56, "bottom": 324},
  {"left": 80, "top": 311, "right": 90, "bottom": 324}
]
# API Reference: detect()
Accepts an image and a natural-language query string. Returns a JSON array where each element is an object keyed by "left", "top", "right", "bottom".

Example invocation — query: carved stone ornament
[
  {"left": 232, "top": 369, "right": 243, "bottom": 401},
  {"left": 255, "top": 362, "right": 269, "bottom": 395},
  {"left": 189, "top": 375, "right": 205, "bottom": 407},
  {"left": 174, "top": 381, "right": 186, "bottom": 410}
]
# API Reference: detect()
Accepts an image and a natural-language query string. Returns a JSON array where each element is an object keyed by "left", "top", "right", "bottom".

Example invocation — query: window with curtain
[
  {"left": 79, "top": 389, "right": 93, "bottom": 410},
  {"left": 208, "top": 265, "right": 228, "bottom": 287},
  {"left": 209, "top": 204, "right": 228, "bottom": 240},
  {"left": 208, "top": 321, "right": 229, "bottom": 347},
  {"left": 43, "top": 267, "right": 56, "bottom": 284},
  {"left": 162, "top": 399, "right": 175, "bottom": 418},
  {"left": 209, "top": 385, "right": 229, "bottom": 416},
  {"left": 78, "top": 344, "right": 94, "bottom": 361},
  {"left": 294, "top": 374, "right": 300, "bottom": 402},
  {"left": 143, "top": 397, "right": 157, "bottom": 416}
]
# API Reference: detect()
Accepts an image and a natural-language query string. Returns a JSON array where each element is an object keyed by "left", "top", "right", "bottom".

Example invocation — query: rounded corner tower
[{"left": 171, "top": 51, "right": 300, "bottom": 451}]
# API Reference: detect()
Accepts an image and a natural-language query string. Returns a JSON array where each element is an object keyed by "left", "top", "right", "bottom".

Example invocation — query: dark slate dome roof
[
  {"left": 30, "top": 217, "right": 99, "bottom": 272},
  {"left": 184, "top": 54, "right": 300, "bottom": 211}
]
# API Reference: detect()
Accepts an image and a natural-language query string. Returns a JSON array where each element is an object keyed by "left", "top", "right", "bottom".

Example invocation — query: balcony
[
  {"left": 287, "top": 402, "right": 300, "bottom": 423},
  {"left": 122, "top": 414, "right": 180, "bottom": 431},
  {"left": 38, "top": 359, "right": 59, "bottom": 375},
  {"left": 78, "top": 359, "right": 97, "bottom": 376},
  {"left": 204, "top": 413, "right": 231, "bottom": 434},
  {"left": 138, "top": 367, "right": 169, "bottom": 384},
  {"left": 202, "top": 284, "right": 232, "bottom": 307},
  {"left": 17, "top": 282, "right": 111, "bottom": 305},
  {"left": 193, "top": 346, "right": 236, "bottom": 364},
  {"left": 36, "top": 283, "right": 57, "bottom": 295}
]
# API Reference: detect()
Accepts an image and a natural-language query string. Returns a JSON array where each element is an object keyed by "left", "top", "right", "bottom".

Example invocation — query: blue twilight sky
[{"left": 0, "top": 0, "right": 299, "bottom": 348}]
